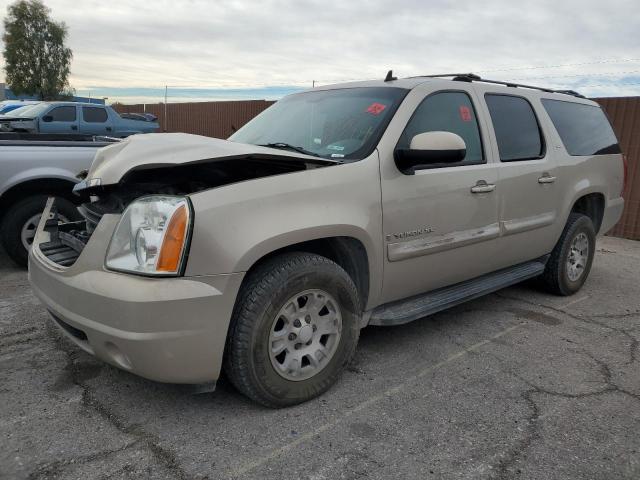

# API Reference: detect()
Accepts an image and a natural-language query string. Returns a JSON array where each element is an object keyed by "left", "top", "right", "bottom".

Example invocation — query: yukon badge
[{"left": 386, "top": 226, "right": 434, "bottom": 242}]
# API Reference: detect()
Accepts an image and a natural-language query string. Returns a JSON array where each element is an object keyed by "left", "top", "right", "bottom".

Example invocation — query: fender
[
  {"left": 0, "top": 167, "right": 79, "bottom": 199},
  {"left": 184, "top": 154, "right": 385, "bottom": 309},
  {"left": 555, "top": 161, "right": 614, "bottom": 241},
  {"left": 234, "top": 225, "right": 375, "bottom": 273}
]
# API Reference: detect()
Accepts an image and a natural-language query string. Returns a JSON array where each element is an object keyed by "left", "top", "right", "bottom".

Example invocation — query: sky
[{"left": 0, "top": 0, "right": 638, "bottom": 104}]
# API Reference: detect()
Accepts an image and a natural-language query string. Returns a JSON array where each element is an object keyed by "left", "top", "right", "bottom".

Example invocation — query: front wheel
[
  {"left": 540, "top": 213, "right": 596, "bottom": 296},
  {"left": 224, "top": 252, "right": 361, "bottom": 407}
]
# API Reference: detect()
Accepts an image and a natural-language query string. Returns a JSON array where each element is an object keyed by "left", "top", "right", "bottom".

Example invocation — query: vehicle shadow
[{"left": 0, "top": 244, "right": 21, "bottom": 272}]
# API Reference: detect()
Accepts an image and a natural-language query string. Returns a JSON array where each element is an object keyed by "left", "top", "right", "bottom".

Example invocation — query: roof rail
[{"left": 409, "top": 73, "right": 585, "bottom": 98}]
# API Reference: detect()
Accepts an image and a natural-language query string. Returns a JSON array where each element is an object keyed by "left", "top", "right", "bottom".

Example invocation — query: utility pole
[{"left": 312, "top": 80, "right": 315, "bottom": 88}]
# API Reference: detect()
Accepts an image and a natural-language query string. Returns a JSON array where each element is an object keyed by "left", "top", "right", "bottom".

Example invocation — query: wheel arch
[
  {"left": 0, "top": 176, "right": 79, "bottom": 222},
  {"left": 239, "top": 234, "right": 372, "bottom": 311},
  {"left": 569, "top": 191, "right": 605, "bottom": 234}
]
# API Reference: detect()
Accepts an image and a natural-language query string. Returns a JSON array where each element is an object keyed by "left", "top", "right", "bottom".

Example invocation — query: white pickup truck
[{"left": 0, "top": 133, "right": 118, "bottom": 265}]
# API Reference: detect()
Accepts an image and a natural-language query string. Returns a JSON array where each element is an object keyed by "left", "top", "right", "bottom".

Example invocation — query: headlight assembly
[{"left": 105, "top": 196, "right": 192, "bottom": 276}]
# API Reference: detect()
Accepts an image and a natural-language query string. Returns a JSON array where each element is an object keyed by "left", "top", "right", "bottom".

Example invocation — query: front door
[
  {"left": 39, "top": 105, "right": 79, "bottom": 134},
  {"left": 379, "top": 88, "right": 500, "bottom": 303}
]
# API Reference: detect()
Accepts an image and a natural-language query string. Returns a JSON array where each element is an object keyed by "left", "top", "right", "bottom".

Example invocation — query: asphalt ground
[{"left": 1, "top": 236, "right": 639, "bottom": 480}]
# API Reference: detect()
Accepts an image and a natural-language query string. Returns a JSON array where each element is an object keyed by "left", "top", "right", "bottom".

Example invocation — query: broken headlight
[{"left": 105, "top": 196, "right": 192, "bottom": 276}]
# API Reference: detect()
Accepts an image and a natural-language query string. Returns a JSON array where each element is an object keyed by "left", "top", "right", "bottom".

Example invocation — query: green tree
[{"left": 2, "top": 0, "right": 73, "bottom": 100}]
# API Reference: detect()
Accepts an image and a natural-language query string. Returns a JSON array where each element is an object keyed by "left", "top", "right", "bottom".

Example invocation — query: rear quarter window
[{"left": 541, "top": 99, "right": 621, "bottom": 156}]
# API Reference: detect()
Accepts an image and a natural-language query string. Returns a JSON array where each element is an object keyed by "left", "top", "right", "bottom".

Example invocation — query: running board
[{"left": 369, "top": 259, "right": 547, "bottom": 326}]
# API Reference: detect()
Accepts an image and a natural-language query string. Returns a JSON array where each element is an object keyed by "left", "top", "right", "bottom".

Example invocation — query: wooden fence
[
  {"left": 594, "top": 97, "right": 640, "bottom": 240},
  {"left": 113, "top": 100, "right": 275, "bottom": 139}
]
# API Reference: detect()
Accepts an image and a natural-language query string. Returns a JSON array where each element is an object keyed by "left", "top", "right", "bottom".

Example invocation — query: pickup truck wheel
[
  {"left": 541, "top": 213, "right": 596, "bottom": 296},
  {"left": 0, "top": 195, "right": 79, "bottom": 267},
  {"left": 224, "top": 252, "right": 361, "bottom": 407}
]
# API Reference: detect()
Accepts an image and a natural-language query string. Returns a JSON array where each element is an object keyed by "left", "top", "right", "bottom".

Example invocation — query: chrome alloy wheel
[
  {"left": 567, "top": 232, "right": 589, "bottom": 282},
  {"left": 268, "top": 289, "right": 342, "bottom": 381},
  {"left": 20, "top": 212, "right": 70, "bottom": 251}
]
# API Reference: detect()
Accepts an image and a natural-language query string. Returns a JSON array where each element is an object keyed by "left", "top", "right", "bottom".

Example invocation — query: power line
[
  {"left": 510, "top": 70, "right": 640, "bottom": 81},
  {"left": 575, "top": 82, "right": 640, "bottom": 88},
  {"left": 477, "top": 58, "right": 640, "bottom": 73}
]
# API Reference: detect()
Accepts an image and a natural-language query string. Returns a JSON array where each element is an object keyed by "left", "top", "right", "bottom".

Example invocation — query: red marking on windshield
[
  {"left": 366, "top": 103, "right": 387, "bottom": 115},
  {"left": 459, "top": 106, "right": 472, "bottom": 122}
]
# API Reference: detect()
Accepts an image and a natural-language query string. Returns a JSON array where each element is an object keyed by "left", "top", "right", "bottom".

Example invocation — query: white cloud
[{"left": 1, "top": 0, "right": 638, "bottom": 100}]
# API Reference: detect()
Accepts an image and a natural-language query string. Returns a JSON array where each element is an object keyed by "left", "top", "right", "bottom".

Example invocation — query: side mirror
[
  {"left": 395, "top": 131, "right": 466, "bottom": 174},
  {"left": 41, "top": 115, "right": 53, "bottom": 123}
]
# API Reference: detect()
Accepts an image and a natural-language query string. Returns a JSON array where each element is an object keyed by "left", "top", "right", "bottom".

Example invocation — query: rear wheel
[
  {"left": 224, "top": 252, "right": 361, "bottom": 407},
  {"left": 0, "top": 195, "right": 79, "bottom": 267},
  {"left": 540, "top": 213, "right": 596, "bottom": 296}
]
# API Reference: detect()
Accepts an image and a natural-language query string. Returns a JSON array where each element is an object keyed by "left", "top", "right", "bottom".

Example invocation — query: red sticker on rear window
[
  {"left": 459, "top": 105, "right": 472, "bottom": 122},
  {"left": 366, "top": 103, "right": 387, "bottom": 115}
]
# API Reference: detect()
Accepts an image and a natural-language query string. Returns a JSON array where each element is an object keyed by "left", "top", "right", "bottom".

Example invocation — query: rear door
[
  {"left": 477, "top": 88, "right": 560, "bottom": 266},
  {"left": 38, "top": 105, "right": 79, "bottom": 134},
  {"left": 378, "top": 86, "right": 500, "bottom": 303},
  {"left": 79, "top": 106, "right": 113, "bottom": 135}
]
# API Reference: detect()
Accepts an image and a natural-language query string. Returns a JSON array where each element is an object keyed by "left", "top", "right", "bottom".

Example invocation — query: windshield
[
  {"left": 10, "top": 103, "right": 49, "bottom": 117},
  {"left": 229, "top": 87, "right": 408, "bottom": 160},
  {"left": 0, "top": 104, "right": 28, "bottom": 114},
  {"left": 0, "top": 105, "right": 29, "bottom": 116}
]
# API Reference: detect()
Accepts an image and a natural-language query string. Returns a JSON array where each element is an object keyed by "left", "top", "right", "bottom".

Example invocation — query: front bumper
[{"left": 28, "top": 199, "right": 244, "bottom": 384}]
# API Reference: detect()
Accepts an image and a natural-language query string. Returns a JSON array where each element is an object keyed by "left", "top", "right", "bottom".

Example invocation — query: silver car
[{"left": 29, "top": 73, "right": 625, "bottom": 407}]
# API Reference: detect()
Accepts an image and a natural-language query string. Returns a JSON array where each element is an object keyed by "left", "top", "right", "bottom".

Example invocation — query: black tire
[
  {"left": 224, "top": 252, "right": 361, "bottom": 408},
  {"left": 540, "top": 213, "right": 596, "bottom": 296},
  {"left": 0, "top": 195, "right": 79, "bottom": 267}
]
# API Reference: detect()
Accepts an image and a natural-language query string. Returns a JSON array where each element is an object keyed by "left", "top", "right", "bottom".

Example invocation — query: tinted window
[
  {"left": 230, "top": 87, "right": 408, "bottom": 160},
  {"left": 82, "top": 107, "right": 108, "bottom": 123},
  {"left": 541, "top": 99, "right": 620, "bottom": 155},
  {"left": 48, "top": 106, "right": 76, "bottom": 122},
  {"left": 397, "top": 91, "right": 484, "bottom": 165},
  {"left": 485, "top": 95, "right": 543, "bottom": 161}
]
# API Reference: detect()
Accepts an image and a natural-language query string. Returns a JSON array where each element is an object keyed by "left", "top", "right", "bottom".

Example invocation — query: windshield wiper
[{"left": 258, "top": 142, "right": 321, "bottom": 158}]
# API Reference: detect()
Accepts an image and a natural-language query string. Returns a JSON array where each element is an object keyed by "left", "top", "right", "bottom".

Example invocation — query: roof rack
[{"left": 408, "top": 73, "right": 584, "bottom": 98}]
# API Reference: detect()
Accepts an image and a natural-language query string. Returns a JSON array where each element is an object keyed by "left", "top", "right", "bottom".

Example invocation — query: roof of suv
[{"left": 310, "top": 73, "right": 594, "bottom": 104}]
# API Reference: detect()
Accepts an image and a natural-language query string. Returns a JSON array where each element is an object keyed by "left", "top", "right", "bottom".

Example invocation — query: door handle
[
  {"left": 538, "top": 175, "right": 556, "bottom": 184},
  {"left": 470, "top": 181, "right": 496, "bottom": 194},
  {"left": 106, "top": 126, "right": 112, "bottom": 132},
  {"left": 71, "top": 125, "right": 78, "bottom": 131}
]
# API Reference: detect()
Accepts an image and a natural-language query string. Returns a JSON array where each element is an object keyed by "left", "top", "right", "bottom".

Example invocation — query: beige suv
[{"left": 29, "top": 73, "right": 625, "bottom": 407}]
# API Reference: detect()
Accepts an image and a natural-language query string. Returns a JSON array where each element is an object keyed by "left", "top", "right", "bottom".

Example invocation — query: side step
[{"left": 369, "top": 259, "right": 547, "bottom": 326}]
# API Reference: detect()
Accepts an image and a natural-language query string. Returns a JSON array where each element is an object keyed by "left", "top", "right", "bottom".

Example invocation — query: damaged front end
[
  {"left": 37, "top": 200, "right": 92, "bottom": 267},
  {"left": 39, "top": 135, "right": 338, "bottom": 269}
]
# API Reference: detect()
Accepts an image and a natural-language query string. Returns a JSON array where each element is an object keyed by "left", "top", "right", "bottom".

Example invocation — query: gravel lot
[{"left": 1, "top": 236, "right": 639, "bottom": 480}]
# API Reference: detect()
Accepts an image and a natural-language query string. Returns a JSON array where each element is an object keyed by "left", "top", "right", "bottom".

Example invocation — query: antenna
[{"left": 384, "top": 70, "right": 397, "bottom": 82}]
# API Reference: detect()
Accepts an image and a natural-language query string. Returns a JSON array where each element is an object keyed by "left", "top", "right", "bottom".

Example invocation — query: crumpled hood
[{"left": 85, "top": 132, "right": 335, "bottom": 188}]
